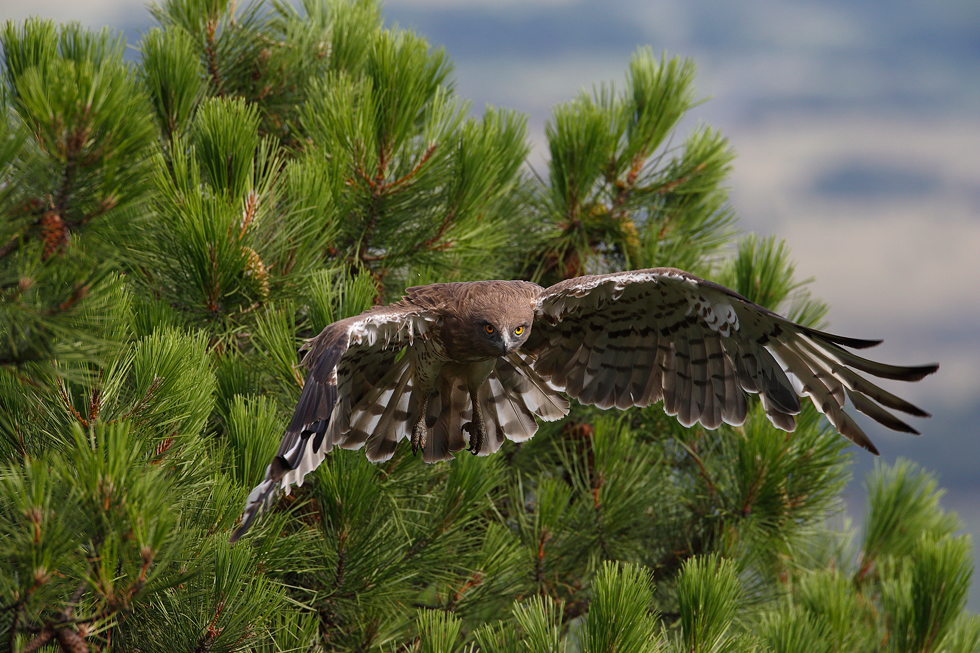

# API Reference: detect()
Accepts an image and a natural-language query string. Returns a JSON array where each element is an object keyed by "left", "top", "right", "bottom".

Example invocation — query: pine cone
[
  {"left": 40, "top": 213, "right": 68, "bottom": 259},
  {"left": 242, "top": 246, "right": 270, "bottom": 299}
]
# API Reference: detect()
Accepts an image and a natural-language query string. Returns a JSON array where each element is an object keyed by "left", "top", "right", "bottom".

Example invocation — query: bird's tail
[
  {"left": 413, "top": 353, "right": 572, "bottom": 462},
  {"left": 465, "top": 353, "right": 571, "bottom": 455}
]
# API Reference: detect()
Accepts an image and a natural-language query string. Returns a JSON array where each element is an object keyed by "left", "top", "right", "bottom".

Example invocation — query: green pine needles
[{"left": 0, "top": 2, "right": 971, "bottom": 652}]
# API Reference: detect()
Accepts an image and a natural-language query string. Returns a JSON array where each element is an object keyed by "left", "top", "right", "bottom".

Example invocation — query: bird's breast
[{"left": 435, "top": 358, "right": 498, "bottom": 392}]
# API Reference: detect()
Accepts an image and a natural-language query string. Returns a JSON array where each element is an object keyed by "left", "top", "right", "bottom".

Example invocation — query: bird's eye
[
  {"left": 514, "top": 326, "right": 524, "bottom": 336},
  {"left": 485, "top": 324, "right": 495, "bottom": 335}
]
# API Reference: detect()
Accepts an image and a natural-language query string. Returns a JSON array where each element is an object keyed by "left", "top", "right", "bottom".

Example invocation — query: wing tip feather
[
  {"left": 230, "top": 474, "right": 279, "bottom": 545},
  {"left": 904, "top": 362, "right": 940, "bottom": 382},
  {"left": 802, "top": 325, "right": 882, "bottom": 350}
]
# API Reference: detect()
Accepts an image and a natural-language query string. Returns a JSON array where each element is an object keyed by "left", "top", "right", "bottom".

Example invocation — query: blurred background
[{"left": 3, "top": 0, "right": 978, "bottom": 604}]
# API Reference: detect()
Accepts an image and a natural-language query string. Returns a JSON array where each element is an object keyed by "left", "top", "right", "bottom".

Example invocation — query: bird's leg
[
  {"left": 411, "top": 393, "right": 428, "bottom": 456},
  {"left": 463, "top": 388, "right": 486, "bottom": 455}
]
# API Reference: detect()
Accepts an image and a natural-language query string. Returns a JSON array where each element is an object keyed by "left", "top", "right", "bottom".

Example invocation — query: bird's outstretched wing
[
  {"left": 230, "top": 304, "right": 435, "bottom": 543},
  {"left": 525, "top": 268, "right": 938, "bottom": 452}
]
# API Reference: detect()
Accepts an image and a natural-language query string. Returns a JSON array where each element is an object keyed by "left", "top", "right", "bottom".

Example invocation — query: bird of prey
[{"left": 230, "top": 268, "right": 938, "bottom": 542}]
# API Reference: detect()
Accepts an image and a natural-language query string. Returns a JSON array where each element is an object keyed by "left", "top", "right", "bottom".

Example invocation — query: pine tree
[{"left": 0, "top": 2, "right": 974, "bottom": 652}]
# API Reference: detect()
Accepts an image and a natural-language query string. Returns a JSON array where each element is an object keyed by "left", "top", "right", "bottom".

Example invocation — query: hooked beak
[{"left": 500, "top": 333, "right": 521, "bottom": 355}]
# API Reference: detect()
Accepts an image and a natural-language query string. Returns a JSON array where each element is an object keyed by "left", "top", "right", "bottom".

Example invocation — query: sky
[{"left": 3, "top": 0, "right": 980, "bottom": 603}]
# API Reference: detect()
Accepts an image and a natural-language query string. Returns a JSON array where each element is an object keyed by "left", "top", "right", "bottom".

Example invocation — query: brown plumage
[{"left": 230, "top": 268, "right": 938, "bottom": 543}]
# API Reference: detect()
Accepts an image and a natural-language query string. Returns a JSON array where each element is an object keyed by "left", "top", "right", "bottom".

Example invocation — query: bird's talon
[{"left": 462, "top": 421, "right": 482, "bottom": 455}]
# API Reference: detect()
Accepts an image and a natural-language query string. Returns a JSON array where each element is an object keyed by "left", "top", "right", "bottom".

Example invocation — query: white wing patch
[{"left": 686, "top": 292, "right": 739, "bottom": 337}]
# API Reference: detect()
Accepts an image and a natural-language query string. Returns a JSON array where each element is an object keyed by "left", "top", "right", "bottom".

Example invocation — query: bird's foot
[
  {"left": 411, "top": 396, "right": 430, "bottom": 456},
  {"left": 464, "top": 390, "right": 487, "bottom": 455},
  {"left": 462, "top": 420, "right": 485, "bottom": 455},
  {"left": 411, "top": 418, "right": 426, "bottom": 456}
]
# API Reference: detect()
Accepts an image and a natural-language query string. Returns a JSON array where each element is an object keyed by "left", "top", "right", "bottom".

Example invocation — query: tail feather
[
  {"left": 476, "top": 383, "right": 506, "bottom": 454},
  {"left": 480, "top": 355, "right": 571, "bottom": 447},
  {"left": 487, "top": 373, "right": 539, "bottom": 442},
  {"left": 426, "top": 376, "right": 468, "bottom": 462},
  {"left": 498, "top": 354, "right": 570, "bottom": 421}
]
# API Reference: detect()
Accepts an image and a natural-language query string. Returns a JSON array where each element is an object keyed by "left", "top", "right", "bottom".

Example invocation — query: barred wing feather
[
  {"left": 526, "top": 268, "right": 938, "bottom": 455},
  {"left": 230, "top": 306, "right": 433, "bottom": 543}
]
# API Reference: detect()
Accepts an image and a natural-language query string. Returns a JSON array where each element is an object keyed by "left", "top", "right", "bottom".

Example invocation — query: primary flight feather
[{"left": 230, "top": 268, "right": 937, "bottom": 543}]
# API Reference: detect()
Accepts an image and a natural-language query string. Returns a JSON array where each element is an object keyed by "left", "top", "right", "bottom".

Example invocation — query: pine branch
[{"left": 204, "top": 17, "right": 225, "bottom": 98}]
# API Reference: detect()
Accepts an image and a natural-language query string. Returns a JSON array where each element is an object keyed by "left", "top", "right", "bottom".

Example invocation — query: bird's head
[
  {"left": 475, "top": 316, "right": 531, "bottom": 356},
  {"left": 439, "top": 280, "right": 538, "bottom": 360}
]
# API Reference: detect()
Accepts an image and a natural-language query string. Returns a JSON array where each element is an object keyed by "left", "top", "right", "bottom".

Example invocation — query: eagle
[{"left": 230, "top": 268, "right": 938, "bottom": 543}]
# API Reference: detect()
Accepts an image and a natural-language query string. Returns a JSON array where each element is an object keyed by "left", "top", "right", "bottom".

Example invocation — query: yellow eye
[
  {"left": 485, "top": 324, "right": 495, "bottom": 334},
  {"left": 514, "top": 326, "right": 524, "bottom": 336}
]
